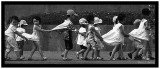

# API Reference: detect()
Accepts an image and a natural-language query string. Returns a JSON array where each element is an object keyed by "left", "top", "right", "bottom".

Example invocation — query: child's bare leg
[
  {"left": 110, "top": 44, "right": 120, "bottom": 60},
  {"left": 28, "top": 41, "right": 37, "bottom": 59}
]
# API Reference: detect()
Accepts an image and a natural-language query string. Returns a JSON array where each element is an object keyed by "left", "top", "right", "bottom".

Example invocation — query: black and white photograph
[{"left": 1, "top": 1, "right": 158, "bottom": 67}]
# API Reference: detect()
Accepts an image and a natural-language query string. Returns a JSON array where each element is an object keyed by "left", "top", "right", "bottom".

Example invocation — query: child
[
  {"left": 82, "top": 13, "right": 104, "bottom": 60},
  {"left": 27, "top": 16, "right": 50, "bottom": 61},
  {"left": 128, "top": 19, "right": 143, "bottom": 60},
  {"left": 5, "top": 16, "right": 28, "bottom": 60},
  {"left": 128, "top": 8, "right": 152, "bottom": 60},
  {"left": 52, "top": 9, "right": 78, "bottom": 60},
  {"left": 16, "top": 20, "right": 28, "bottom": 60},
  {"left": 102, "top": 14, "right": 129, "bottom": 60},
  {"left": 75, "top": 18, "right": 88, "bottom": 59},
  {"left": 90, "top": 17, "right": 104, "bottom": 60}
]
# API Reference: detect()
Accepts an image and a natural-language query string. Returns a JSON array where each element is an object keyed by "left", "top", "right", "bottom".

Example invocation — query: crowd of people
[{"left": 5, "top": 8, "right": 155, "bottom": 61}]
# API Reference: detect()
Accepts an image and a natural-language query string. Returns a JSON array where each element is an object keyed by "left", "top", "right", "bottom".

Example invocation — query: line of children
[{"left": 5, "top": 8, "right": 155, "bottom": 61}]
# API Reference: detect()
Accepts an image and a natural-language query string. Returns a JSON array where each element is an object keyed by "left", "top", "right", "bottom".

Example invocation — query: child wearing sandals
[
  {"left": 102, "top": 14, "right": 129, "bottom": 60},
  {"left": 75, "top": 18, "right": 88, "bottom": 59},
  {"left": 27, "top": 16, "right": 51, "bottom": 61}
]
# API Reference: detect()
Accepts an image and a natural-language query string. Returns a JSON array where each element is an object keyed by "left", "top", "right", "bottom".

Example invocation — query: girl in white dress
[
  {"left": 75, "top": 18, "right": 88, "bottom": 59},
  {"left": 102, "top": 14, "right": 129, "bottom": 60},
  {"left": 128, "top": 8, "right": 152, "bottom": 60},
  {"left": 27, "top": 16, "right": 50, "bottom": 60}
]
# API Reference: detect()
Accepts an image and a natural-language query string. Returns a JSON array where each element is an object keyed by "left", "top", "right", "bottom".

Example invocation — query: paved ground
[{"left": 5, "top": 51, "right": 155, "bottom": 64}]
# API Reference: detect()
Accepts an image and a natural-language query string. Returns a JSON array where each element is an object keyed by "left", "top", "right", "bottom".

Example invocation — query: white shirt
[
  {"left": 16, "top": 27, "right": 25, "bottom": 41},
  {"left": 77, "top": 27, "right": 86, "bottom": 45},
  {"left": 52, "top": 19, "right": 72, "bottom": 30},
  {"left": 5, "top": 24, "right": 17, "bottom": 38}
]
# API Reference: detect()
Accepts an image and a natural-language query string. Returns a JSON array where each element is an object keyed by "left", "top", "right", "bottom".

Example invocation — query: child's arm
[
  {"left": 91, "top": 27, "right": 103, "bottom": 41},
  {"left": 120, "top": 25, "right": 129, "bottom": 37},
  {"left": 35, "top": 26, "right": 51, "bottom": 32},
  {"left": 14, "top": 31, "right": 28, "bottom": 40}
]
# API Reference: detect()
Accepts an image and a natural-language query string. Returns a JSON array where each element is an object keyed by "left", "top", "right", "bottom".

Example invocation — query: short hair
[
  {"left": 142, "top": 8, "right": 151, "bottom": 16},
  {"left": 85, "top": 13, "right": 94, "bottom": 24},
  {"left": 117, "top": 13, "right": 126, "bottom": 22},
  {"left": 7, "top": 16, "right": 20, "bottom": 24},
  {"left": 32, "top": 16, "right": 41, "bottom": 23}
]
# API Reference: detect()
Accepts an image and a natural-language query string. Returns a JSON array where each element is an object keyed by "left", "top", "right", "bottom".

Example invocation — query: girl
[
  {"left": 102, "top": 14, "right": 129, "bottom": 60},
  {"left": 27, "top": 16, "right": 50, "bottom": 61},
  {"left": 82, "top": 13, "right": 104, "bottom": 60},
  {"left": 90, "top": 17, "right": 104, "bottom": 60},
  {"left": 16, "top": 20, "right": 28, "bottom": 60},
  {"left": 75, "top": 18, "right": 88, "bottom": 59},
  {"left": 128, "top": 8, "right": 152, "bottom": 60},
  {"left": 128, "top": 19, "right": 144, "bottom": 60},
  {"left": 5, "top": 16, "right": 28, "bottom": 60}
]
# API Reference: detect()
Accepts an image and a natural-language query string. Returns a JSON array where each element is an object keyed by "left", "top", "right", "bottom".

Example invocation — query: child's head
[
  {"left": 86, "top": 13, "right": 95, "bottom": 24},
  {"left": 19, "top": 20, "right": 28, "bottom": 28},
  {"left": 32, "top": 16, "right": 41, "bottom": 25},
  {"left": 142, "top": 8, "right": 151, "bottom": 16},
  {"left": 117, "top": 13, "right": 126, "bottom": 23},
  {"left": 8, "top": 16, "right": 20, "bottom": 26},
  {"left": 67, "top": 9, "right": 78, "bottom": 20},
  {"left": 112, "top": 16, "right": 118, "bottom": 24},
  {"left": 94, "top": 17, "right": 102, "bottom": 26}
]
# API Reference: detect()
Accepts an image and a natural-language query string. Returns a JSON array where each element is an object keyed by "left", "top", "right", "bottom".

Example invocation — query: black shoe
[
  {"left": 61, "top": 54, "right": 64, "bottom": 57},
  {"left": 148, "top": 56, "right": 155, "bottom": 60},
  {"left": 134, "top": 56, "right": 142, "bottom": 60},
  {"left": 128, "top": 53, "right": 132, "bottom": 59},
  {"left": 109, "top": 52, "right": 112, "bottom": 56}
]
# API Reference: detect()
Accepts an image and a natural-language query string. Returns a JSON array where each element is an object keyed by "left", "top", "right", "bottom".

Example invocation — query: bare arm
[
  {"left": 91, "top": 27, "right": 103, "bottom": 41},
  {"left": 120, "top": 25, "right": 129, "bottom": 37},
  {"left": 14, "top": 31, "right": 28, "bottom": 40},
  {"left": 35, "top": 26, "right": 51, "bottom": 32}
]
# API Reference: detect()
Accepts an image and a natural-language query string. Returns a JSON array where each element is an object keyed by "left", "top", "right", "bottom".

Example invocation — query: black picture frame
[{"left": 1, "top": 1, "right": 159, "bottom": 67}]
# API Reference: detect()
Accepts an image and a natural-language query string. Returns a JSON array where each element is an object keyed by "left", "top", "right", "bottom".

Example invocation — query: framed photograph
[{"left": 1, "top": 1, "right": 158, "bottom": 67}]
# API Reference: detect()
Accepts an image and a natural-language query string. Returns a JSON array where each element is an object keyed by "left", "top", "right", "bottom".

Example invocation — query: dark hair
[
  {"left": 117, "top": 13, "right": 126, "bottom": 22},
  {"left": 115, "top": 18, "right": 118, "bottom": 24},
  {"left": 32, "top": 16, "right": 41, "bottom": 24},
  {"left": 80, "top": 24, "right": 86, "bottom": 28},
  {"left": 67, "top": 15, "right": 70, "bottom": 18},
  {"left": 85, "top": 13, "right": 94, "bottom": 24},
  {"left": 142, "top": 8, "right": 151, "bottom": 16},
  {"left": 7, "top": 16, "right": 20, "bottom": 24}
]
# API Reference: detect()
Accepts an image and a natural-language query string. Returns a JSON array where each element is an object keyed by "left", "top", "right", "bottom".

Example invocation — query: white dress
[
  {"left": 129, "top": 19, "right": 149, "bottom": 41},
  {"left": 77, "top": 27, "right": 86, "bottom": 45},
  {"left": 102, "top": 23, "right": 124, "bottom": 46},
  {"left": 22, "top": 25, "right": 40, "bottom": 41}
]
